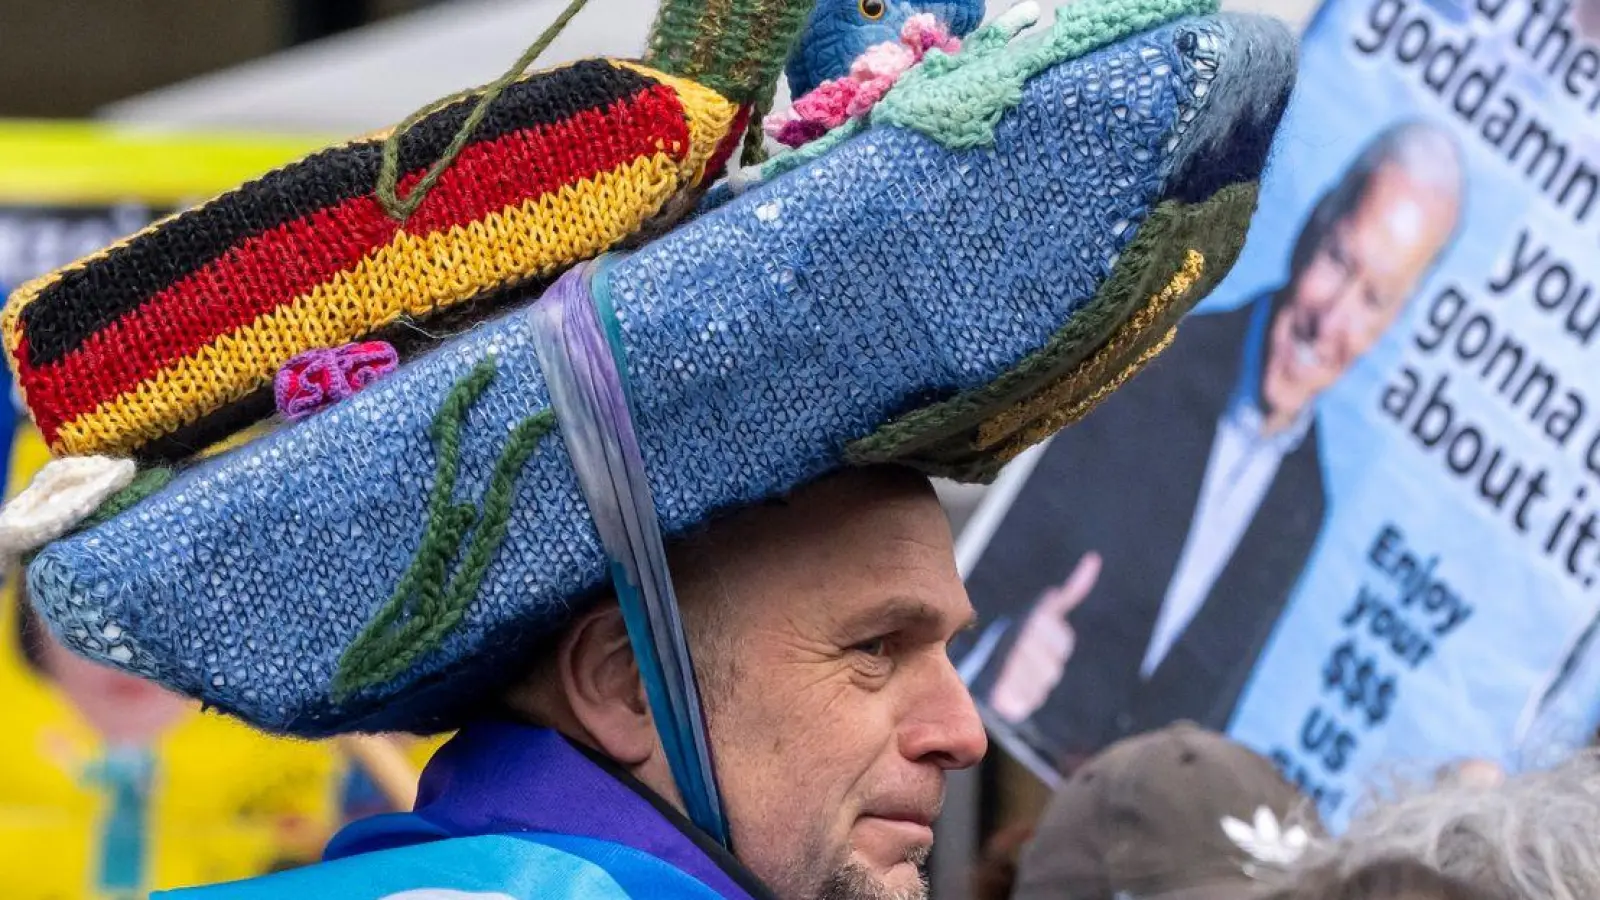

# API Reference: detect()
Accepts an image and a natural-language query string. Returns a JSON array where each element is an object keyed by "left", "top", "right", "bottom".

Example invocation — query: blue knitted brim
[{"left": 26, "top": 12, "right": 1296, "bottom": 736}]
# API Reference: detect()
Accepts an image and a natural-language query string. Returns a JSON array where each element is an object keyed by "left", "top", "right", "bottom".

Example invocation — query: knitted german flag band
[{"left": 3, "top": 59, "right": 740, "bottom": 461}]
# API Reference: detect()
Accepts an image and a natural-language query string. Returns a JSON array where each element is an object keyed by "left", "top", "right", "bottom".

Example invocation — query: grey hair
[
  {"left": 1369, "top": 120, "right": 1465, "bottom": 195},
  {"left": 1282, "top": 754, "right": 1600, "bottom": 900}
]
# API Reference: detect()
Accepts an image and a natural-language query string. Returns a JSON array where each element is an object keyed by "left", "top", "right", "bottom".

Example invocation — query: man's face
[
  {"left": 685, "top": 469, "right": 986, "bottom": 900},
  {"left": 1263, "top": 161, "right": 1457, "bottom": 421}
]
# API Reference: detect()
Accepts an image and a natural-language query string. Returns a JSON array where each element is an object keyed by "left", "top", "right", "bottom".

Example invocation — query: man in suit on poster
[{"left": 967, "top": 121, "right": 1466, "bottom": 767}]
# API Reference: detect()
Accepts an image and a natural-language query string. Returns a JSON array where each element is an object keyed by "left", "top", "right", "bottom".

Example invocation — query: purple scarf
[{"left": 325, "top": 722, "right": 771, "bottom": 900}]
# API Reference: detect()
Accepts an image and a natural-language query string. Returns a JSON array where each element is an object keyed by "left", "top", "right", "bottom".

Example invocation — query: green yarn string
[
  {"left": 375, "top": 0, "right": 591, "bottom": 222},
  {"left": 333, "top": 358, "right": 557, "bottom": 698},
  {"left": 741, "top": 93, "right": 773, "bottom": 166}
]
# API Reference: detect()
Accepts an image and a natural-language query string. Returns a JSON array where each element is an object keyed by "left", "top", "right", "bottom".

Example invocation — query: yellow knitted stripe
[
  {"left": 976, "top": 248, "right": 1205, "bottom": 453},
  {"left": 992, "top": 327, "right": 1180, "bottom": 466},
  {"left": 51, "top": 152, "right": 681, "bottom": 457}
]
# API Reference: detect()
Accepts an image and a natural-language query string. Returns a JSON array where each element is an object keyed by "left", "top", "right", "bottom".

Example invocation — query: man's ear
[{"left": 558, "top": 603, "right": 656, "bottom": 767}]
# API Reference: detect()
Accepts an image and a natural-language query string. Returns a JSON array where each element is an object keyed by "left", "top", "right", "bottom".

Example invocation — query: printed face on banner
[{"left": 1264, "top": 162, "right": 1460, "bottom": 427}]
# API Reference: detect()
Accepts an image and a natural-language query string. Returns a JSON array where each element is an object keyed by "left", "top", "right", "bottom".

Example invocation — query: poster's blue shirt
[{"left": 160, "top": 723, "right": 774, "bottom": 900}]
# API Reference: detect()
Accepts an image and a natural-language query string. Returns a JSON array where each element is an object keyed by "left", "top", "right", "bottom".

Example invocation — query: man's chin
[
  {"left": 1260, "top": 375, "right": 1318, "bottom": 424},
  {"left": 877, "top": 860, "right": 930, "bottom": 899},
  {"left": 815, "top": 855, "right": 928, "bottom": 900}
]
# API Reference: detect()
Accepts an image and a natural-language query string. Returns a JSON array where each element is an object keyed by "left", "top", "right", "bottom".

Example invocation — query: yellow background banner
[{"left": 0, "top": 120, "right": 443, "bottom": 900}]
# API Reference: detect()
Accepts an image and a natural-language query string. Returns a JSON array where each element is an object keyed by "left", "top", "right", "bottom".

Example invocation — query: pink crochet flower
[
  {"left": 275, "top": 341, "right": 399, "bottom": 421},
  {"left": 766, "top": 13, "right": 961, "bottom": 149},
  {"left": 900, "top": 13, "right": 963, "bottom": 57}
]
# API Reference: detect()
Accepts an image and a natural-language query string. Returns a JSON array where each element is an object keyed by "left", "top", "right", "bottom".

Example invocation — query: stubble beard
[{"left": 812, "top": 846, "right": 931, "bottom": 900}]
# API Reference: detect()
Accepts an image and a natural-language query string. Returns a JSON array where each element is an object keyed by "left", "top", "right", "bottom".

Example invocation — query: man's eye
[
  {"left": 1326, "top": 235, "right": 1352, "bottom": 269},
  {"left": 853, "top": 637, "right": 889, "bottom": 657}
]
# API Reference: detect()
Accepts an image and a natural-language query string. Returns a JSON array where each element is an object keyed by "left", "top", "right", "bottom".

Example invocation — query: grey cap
[{"left": 1011, "top": 722, "right": 1319, "bottom": 900}]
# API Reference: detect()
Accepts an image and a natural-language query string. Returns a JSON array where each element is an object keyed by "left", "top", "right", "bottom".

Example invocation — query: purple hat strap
[{"left": 528, "top": 256, "right": 731, "bottom": 849}]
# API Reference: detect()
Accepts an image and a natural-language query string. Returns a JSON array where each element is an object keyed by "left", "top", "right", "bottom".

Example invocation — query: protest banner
[{"left": 953, "top": 0, "right": 1600, "bottom": 826}]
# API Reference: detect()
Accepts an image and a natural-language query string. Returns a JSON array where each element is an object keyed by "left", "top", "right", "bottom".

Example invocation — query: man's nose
[
  {"left": 900, "top": 656, "right": 989, "bottom": 770},
  {"left": 1316, "top": 280, "right": 1370, "bottom": 352}
]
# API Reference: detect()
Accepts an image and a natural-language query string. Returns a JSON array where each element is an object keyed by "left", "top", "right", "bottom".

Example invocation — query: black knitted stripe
[{"left": 21, "top": 59, "right": 659, "bottom": 366}]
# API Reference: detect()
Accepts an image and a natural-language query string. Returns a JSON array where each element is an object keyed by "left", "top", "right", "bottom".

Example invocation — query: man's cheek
[{"left": 1296, "top": 260, "right": 1342, "bottom": 308}]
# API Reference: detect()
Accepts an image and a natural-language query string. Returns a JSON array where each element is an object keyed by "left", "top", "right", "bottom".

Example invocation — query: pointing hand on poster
[{"left": 987, "top": 552, "right": 1102, "bottom": 724}]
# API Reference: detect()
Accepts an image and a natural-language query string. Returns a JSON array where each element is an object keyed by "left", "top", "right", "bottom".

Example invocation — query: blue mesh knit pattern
[{"left": 26, "top": 15, "right": 1294, "bottom": 735}]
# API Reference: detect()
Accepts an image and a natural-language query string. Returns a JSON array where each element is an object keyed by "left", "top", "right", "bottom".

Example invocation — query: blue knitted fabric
[{"left": 26, "top": 14, "right": 1295, "bottom": 736}]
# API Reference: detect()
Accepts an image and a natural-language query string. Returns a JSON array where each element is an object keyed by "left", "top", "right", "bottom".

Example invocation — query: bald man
[{"left": 971, "top": 122, "right": 1465, "bottom": 764}]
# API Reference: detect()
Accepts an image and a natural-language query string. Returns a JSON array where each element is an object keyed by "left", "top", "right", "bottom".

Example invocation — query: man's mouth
[
  {"left": 859, "top": 800, "right": 940, "bottom": 851},
  {"left": 1284, "top": 314, "right": 1325, "bottom": 373},
  {"left": 865, "top": 797, "right": 941, "bottom": 829},
  {"left": 862, "top": 816, "right": 934, "bottom": 839},
  {"left": 1291, "top": 335, "right": 1320, "bottom": 370},
  {"left": 856, "top": 815, "right": 936, "bottom": 865}
]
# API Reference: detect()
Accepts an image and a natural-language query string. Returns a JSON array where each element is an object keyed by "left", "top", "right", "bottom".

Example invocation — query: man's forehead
[
  {"left": 1344, "top": 175, "right": 1454, "bottom": 287},
  {"left": 1352, "top": 166, "right": 1455, "bottom": 246},
  {"left": 680, "top": 469, "right": 968, "bottom": 628}
]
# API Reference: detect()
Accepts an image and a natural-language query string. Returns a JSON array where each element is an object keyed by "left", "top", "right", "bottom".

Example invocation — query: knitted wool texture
[
  {"left": 876, "top": 0, "right": 1212, "bottom": 148},
  {"left": 3, "top": 60, "right": 739, "bottom": 460},
  {"left": 332, "top": 359, "right": 558, "bottom": 699},
  {"left": 765, "top": 13, "right": 961, "bottom": 148},
  {"left": 645, "top": 0, "right": 817, "bottom": 107},
  {"left": 645, "top": 0, "right": 820, "bottom": 166},
  {"left": 846, "top": 182, "right": 1260, "bottom": 481},
  {"left": 23, "top": 12, "right": 1296, "bottom": 736},
  {"left": 0, "top": 456, "right": 136, "bottom": 557},
  {"left": 275, "top": 341, "right": 399, "bottom": 421},
  {"left": 845, "top": 11, "right": 1296, "bottom": 479},
  {"left": 785, "top": 0, "right": 988, "bottom": 99}
]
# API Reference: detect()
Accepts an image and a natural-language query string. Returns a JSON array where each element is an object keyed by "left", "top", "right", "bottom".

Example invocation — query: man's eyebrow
[{"left": 838, "top": 597, "right": 972, "bottom": 636}]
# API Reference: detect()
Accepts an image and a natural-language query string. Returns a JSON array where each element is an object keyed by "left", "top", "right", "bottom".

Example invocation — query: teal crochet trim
[
  {"left": 873, "top": 0, "right": 1218, "bottom": 149},
  {"left": 333, "top": 358, "right": 557, "bottom": 699}
]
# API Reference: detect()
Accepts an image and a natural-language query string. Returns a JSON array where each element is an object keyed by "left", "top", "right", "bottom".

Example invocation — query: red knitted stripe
[
  {"left": 19, "top": 84, "right": 691, "bottom": 442},
  {"left": 702, "top": 103, "right": 754, "bottom": 186}
]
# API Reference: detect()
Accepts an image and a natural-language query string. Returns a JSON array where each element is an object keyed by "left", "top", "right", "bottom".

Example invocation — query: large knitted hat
[{"left": 7, "top": 0, "right": 1296, "bottom": 744}]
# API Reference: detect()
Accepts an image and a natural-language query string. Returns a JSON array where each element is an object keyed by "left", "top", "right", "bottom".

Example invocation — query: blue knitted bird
[{"left": 784, "top": 0, "right": 987, "bottom": 97}]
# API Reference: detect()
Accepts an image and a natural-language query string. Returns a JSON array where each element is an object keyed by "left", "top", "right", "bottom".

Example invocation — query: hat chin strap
[{"left": 530, "top": 256, "right": 731, "bottom": 849}]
